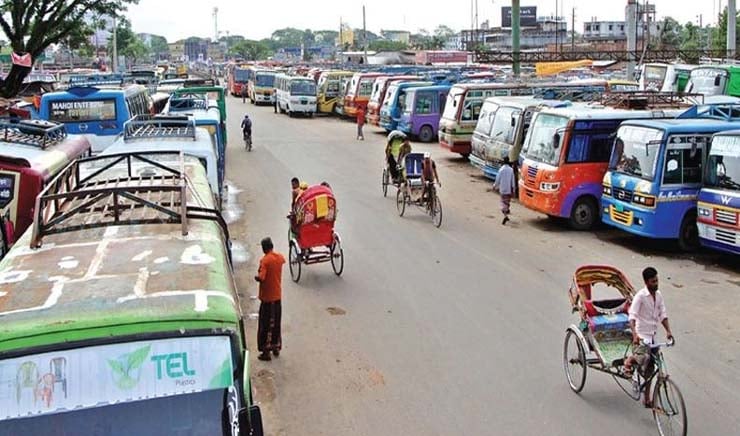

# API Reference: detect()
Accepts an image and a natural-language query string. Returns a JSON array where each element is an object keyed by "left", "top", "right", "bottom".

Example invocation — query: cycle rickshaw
[
  {"left": 395, "top": 152, "right": 442, "bottom": 228},
  {"left": 288, "top": 184, "right": 344, "bottom": 282},
  {"left": 564, "top": 265, "right": 686, "bottom": 436}
]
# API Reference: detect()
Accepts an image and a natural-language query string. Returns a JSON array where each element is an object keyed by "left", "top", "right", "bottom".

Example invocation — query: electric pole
[
  {"left": 363, "top": 5, "right": 368, "bottom": 64},
  {"left": 730, "top": 0, "right": 737, "bottom": 59},
  {"left": 112, "top": 16, "right": 118, "bottom": 72},
  {"left": 571, "top": 8, "right": 576, "bottom": 52},
  {"left": 513, "top": 0, "right": 520, "bottom": 77}
]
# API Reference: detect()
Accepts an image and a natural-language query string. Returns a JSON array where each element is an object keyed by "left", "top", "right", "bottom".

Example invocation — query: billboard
[{"left": 501, "top": 6, "right": 538, "bottom": 28}]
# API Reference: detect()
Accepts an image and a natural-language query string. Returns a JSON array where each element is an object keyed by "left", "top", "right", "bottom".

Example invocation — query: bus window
[
  {"left": 566, "top": 132, "right": 614, "bottom": 163},
  {"left": 663, "top": 135, "right": 707, "bottom": 185},
  {"left": 490, "top": 107, "right": 521, "bottom": 144},
  {"left": 415, "top": 93, "right": 433, "bottom": 114},
  {"left": 48, "top": 100, "right": 117, "bottom": 123}
]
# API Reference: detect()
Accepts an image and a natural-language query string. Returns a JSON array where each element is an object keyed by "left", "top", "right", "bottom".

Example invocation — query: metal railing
[{"left": 0, "top": 120, "right": 67, "bottom": 149}]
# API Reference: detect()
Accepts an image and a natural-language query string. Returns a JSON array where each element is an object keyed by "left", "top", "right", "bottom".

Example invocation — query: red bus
[
  {"left": 366, "top": 75, "right": 420, "bottom": 127},
  {"left": 0, "top": 120, "right": 91, "bottom": 256},
  {"left": 228, "top": 67, "right": 251, "bottom": 97},
  {"left": 343, "top": 72, "right": 386, "bottom": 118}
]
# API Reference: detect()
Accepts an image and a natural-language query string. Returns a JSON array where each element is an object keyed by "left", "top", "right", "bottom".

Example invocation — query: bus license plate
[
  {"left": 615, "top": 203, "right": 624, "bottom": 213},
  {"left": 301, "top": 100, "right": 307, "bottom": 105}
]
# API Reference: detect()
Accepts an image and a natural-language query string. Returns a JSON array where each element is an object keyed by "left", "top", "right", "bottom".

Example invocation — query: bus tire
[
  {"left": 569, "top": 196, "right": 598, "bottom": 231},
  {"left": 419, "top": 125, "right": 435, "bottom": 143},
  {"left": 678, "top": 211, "right": 700, "bottom": 252}
]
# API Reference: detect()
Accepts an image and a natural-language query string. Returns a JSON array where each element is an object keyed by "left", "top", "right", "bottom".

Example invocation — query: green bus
[
  {"left": 685, "top": 65, "right": 740, "bottom": 97},
  {"left": 0, "top": 152, "right": 263, "bottom": 435}
]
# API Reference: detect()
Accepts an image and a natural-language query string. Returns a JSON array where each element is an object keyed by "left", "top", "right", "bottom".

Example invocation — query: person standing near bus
[
  {"left": 254, "top": 237, "right": 286, "bottom": 361},
  {"left": 356, "top": 106, "right": 366, "bottom": 140},
  {"left": 273, "top": 87, "right": 278, "bottom": 113},
  {"left": 494, "top": 156, "right": 516, "bottom": 225}
]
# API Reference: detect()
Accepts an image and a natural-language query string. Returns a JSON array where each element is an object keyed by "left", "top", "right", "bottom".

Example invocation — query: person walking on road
[
  {"left": 494, "top": 156, "right": 516, "bottom": 225},
  {"left": 356, "top": 106, "right": 366, "bottom": 140},
  {"left": 241, "top": 86, "right": 248, "bottom": 104},
  {"left": 254, "top": 237, "right": 286, "bottom": 361},
  {"left": 273, "top": 88, "right": 278, "bottom": 113}
]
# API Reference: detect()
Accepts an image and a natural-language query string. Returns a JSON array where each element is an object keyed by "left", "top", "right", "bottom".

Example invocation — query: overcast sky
[{"left": 125, "top": 0, "right": 726, "bottom": 42}]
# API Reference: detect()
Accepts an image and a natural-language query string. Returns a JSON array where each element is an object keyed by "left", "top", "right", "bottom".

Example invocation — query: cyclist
[
  {"left": 421, "top": 152, "right": 440, "bottom": 203},
  {"left": 241, "top": 114, "right": 253, "bottom": 144},
  {"left": 385, "top": 131, "right": 411, "bottom": 183}
]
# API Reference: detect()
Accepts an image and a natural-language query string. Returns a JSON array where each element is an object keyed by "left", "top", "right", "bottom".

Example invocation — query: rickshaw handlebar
[{"left": 643, "top": 337, "right": 675, "bottom": 349}]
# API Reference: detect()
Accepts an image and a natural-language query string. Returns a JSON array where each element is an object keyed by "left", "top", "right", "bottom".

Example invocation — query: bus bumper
[
  {"left": 600, "top": 199, "right": 669, "bottom": 238},
  {"left": 519, "top": 182, "right": 563, "bottom": 217},
  {"left": 439, "top": 132, "right": 471, "bottom": 155},
  {"left": 698, "top": 223, "right": 740, "bottom": 254}
]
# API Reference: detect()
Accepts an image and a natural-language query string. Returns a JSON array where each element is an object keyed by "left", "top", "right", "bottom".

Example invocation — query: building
[
  {"left": 168, "top": 41, "right": 185, "bottom": 62},
  {"left": 207, "top": 42, "right": 226, "bottom": 62},
  {"left": 380, "top": 30, "right": 411, "bottom": 45},
  {"left": 477, "top": 15, "right": 568, "bottom": 51},
  {"left": 582, "top": 2, "right": 660, "bottom": 46},
  {"left": 184, "top": 38, "right": 209, "bottom": 63}
]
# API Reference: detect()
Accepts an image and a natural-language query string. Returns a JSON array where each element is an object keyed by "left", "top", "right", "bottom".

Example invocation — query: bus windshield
[
  {"left": 643, "top": 65, "right": 667, "bottom": 91},
  {"left": 291, "top": 81, "right": 316, "bottom": 96},
  {"left": 234, "top": 69, "right": 249, "bottom": 83},
  {"left": 442, "top": 92, "right": 462, "bottom": 120},
  {"left": 688, "top": 68, "right": 728, "bottom": 96},
  {"left": 705, "top": 135, "right": 740, "bottom": 191},
  {"left": 370, "top": 80, "right": 386, "bottom": 103},
  {"left": 48, "top": 99, "right": 117, "bottom": 123},
  {"left": 523, "top": 113, "right": 568, "bottom": 166},
  {"left": 256, "top": 74, "right": 275, "bottom": 87},
  {"left": 383, "top": 86, "right": 399, "bottom": 109},
  {"left": 610, "top": 125, "right": 664, "bottom": 181}
]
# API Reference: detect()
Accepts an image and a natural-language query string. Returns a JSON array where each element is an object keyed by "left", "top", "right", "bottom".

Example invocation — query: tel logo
[{"left": 108, "top": 345, "right": 151, "bottom": 390}]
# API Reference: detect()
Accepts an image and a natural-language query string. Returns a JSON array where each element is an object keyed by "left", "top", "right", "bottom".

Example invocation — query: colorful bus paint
[
  {"left": 379, "top": 81, "right": 434, "bottom": 132},
  {"left": 316, "top": 71, "right": 354, "bottom": 114},
  {"left": 697, "top": 131, "right": 740, "bottom": 254},
  {"left": 275, "top": 74, "right": 317, "bottom": 117},
  {"left": 397, "top": 85, "right": 451, "bottom": 142},
  {"left": 0, "top": 152, "right": 263, "bottom": 435},
  {"left": 438, "top": 83, "right": 532, "bottom": 157},
  {"left": 519, "top": 106, "right": 680, "bottom": 230},
  {"left": 366, "top": 75, "right": 421, "bottom": 127},
  {"left": 685, "top": 65, "right": 740, "bottom": 98},
  {"left": 248, "top": 68, "right": 276, "bottom": 105},
  {"left": 0, "top": 120, "right": 91, "bottom": 255},
  {"left": 39, "top": 85, "right": 153, "bottom": 154},
  {"left": 638, "top": 63, "right": 695, "bottom": 93},
  {"left": 228, "top": 66, "right": 250, "bottom": 97},
  {"left": 342, "top": 72, "right": 386, "bottom": 118}
]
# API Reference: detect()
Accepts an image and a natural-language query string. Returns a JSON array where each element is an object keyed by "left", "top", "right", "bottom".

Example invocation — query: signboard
[
  {"left": 0, "top": 174, "right": 16, "bottom": 209},
  {"left": 501, "top": 6, "right": 538, "bottom": 28},
  {"left": 49, "top": 99, "right": 117, "bottom": 123},
  {"left": 0, "top": 336, "right": 234, "bottom": 421}
]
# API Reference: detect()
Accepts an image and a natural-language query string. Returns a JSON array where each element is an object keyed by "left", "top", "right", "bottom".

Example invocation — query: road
[{"left": 223, "top": 96, "right": 740, "bottom": 436}]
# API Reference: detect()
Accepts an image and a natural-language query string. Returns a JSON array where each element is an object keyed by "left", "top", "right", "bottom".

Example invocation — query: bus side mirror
[
  {"left": 238, "top": 405, "right": 264, "bottom": 436},
  {"left": 553, "top": 132, "right": 561, "bottom": 149},
  {"left": 715, "top": 75, "right": 722, "bottom": 87}
]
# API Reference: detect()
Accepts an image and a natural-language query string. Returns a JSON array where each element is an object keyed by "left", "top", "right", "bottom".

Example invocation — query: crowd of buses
[
  {"left": 226, "top": 62, "right": 740, "bottom": 256},
  {"left": 0, "top": 67, "right": 264, "bottom": 434}
]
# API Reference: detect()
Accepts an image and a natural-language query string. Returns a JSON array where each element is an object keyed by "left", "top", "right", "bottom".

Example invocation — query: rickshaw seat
[{"left": 588, "top": 313, "right": 630, "bottom": 333}]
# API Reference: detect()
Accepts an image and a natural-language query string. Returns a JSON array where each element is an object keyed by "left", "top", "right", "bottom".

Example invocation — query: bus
[
  {"left": 228, "top": 67, "right": 250, "bottom": 97},
  {"left": 685, "top": 65, "right": 740, "bottom": 98},
  {"left": 0, "top": 151, "right": 263, "bottom": 435},
  {"left": 39, "top": 85, "right": 153, "bottom": 154},
  {"left": 366, "top": 75, "right": 420, "bottom": 127},
  {"left": 379, "top": 81, "right": 434, "bottom": 132},
  {"left": 397, "top": 85, "right": 452, "bottom": 142},
  {"left": 342, "top": 72, "right": 386, "bottom": 118},
  {"left": 602, "top": 104, "right": 740, "bottom": 250},
  {"left": 518, "top": 106, "right": 680, "bottom": 230},
  {"left": 275, "top": 74, "right": 317, "bottom": 117},
  {"left": 697, "top": 130, "right": 740, "bottom": 254},
  {"left": 438, "top": 83, "right": 532, "bottom": 157},
  {"left": 470, "top": 97, "right": 569, "bottom": 180},
  {"left": 0, "top": 120, "right": 90, "bottom": 256},
  {"left": 638, "top": 63, "right": 694, "bottom": 93},
  {"left": 247, "top": 68, "right": 276, "bottom": 105},
  {"left": 316, "top": 71, "right": 354, "bottom": 114}
]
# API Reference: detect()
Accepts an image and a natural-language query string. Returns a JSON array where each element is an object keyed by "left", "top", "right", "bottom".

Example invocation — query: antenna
[{"left": 213, "top": 7, "right": 219, "bottom": 41}]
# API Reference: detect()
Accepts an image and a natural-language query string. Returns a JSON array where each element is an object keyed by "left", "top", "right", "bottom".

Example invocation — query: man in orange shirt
[
  {"left": 356, "top": 106, "right": 366, "bottom": 141},
  {"left": 254, "top": 237, "right": 286, "bottom": 361}
]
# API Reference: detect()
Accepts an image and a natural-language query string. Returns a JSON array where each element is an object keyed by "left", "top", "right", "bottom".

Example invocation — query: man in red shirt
[
  {"left": 356, "top": 106, "right": 366, "bottom": 141},
  {"left": 254, "top": 237, "right": 286, "bottom": 361}
]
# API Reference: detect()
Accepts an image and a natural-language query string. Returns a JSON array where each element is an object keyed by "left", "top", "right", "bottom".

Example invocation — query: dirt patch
[
  {"left": 368, "top": 368, "right": 386, "bottom": 387},
  {"left": 326, "top": 306, "right": 347, "bottom": 316},
  {"left": 253, "top": 368, "right": 277, "bottom": 402}
]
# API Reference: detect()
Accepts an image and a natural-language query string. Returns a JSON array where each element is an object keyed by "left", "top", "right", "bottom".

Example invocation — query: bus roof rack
[
  {"left": 0, "top": 119, "right": 67, "bottom": 149},
  {"left": 676, "top": 99, "right": 740, "bottom": 120},
  {"left": 601, "top": 92, "right": 701, "bottom": 110},
  {"left": 123, "top": 115, "right": 197, "bottom": 141}
]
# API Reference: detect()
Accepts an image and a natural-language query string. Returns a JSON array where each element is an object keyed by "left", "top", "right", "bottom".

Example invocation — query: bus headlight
[
  {"left": 698, "top": 205, "right": 713, "bottom": 217},
  {"left": 603, "top": 185, "right": 612, "bottom": 196},
  {"left": 632, "top": 193, "right": 656, "bottom": 207},
  {"left": 540, "top": 182, "right": 560, "bottom": 192}
]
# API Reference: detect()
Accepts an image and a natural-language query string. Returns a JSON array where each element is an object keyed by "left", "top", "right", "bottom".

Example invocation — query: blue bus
[
  {"left": 697, "top": 130, "right": 740, "bottom": 254},
  {"left": 601, "top": 104, "right": 740, "bottom": 250},
  {"left": 379, "top": 81, "right": 433, "bottom": 132},
  {"left": 38, "top": 85, "right": 153, "bottom": 154}
]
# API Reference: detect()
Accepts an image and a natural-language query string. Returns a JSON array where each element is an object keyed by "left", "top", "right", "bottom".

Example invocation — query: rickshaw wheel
[
  {"left": 653, "top": 377, "right": 687, "bottom": 436},
  {"left": 432, "top": 194, "right": 443, "bottom": 228},
  {"left": 396, "top": 188, "right": 406, "bottom": 217},
  {"left": 382, "top": 168, "right": 389, "bottom": 197},
  {"left": 563, "top": 329, "right": 587, "bottom": 393},
  {"left": 330, "top": 234, "right": 344, "bottom": 276},
  {"left": 288, "top": 241, "right": 302, "bottom": 283}
]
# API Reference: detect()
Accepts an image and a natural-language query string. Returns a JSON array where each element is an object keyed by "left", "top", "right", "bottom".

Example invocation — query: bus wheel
[
  {"left": 419, "top": 126, "right": 435, "bottom": 143},
  {"left": 569, "top": 197, "right": 597, "bottom": 231},
  {"left": 678, "top": 211, "right": 700, "bottom": 252}
]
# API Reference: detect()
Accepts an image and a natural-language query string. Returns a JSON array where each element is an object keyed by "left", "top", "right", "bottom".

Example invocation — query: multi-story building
[{"left": 168, "top": 41, "right": 185, "bottom": 62}]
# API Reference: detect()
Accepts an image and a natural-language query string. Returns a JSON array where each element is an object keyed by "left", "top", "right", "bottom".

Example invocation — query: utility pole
[
  {"left": 571, "top": 8, "right": 576, "bottom": 52},
  {"left": 730, "top": 0, "right": 737, "bottom": 59},
  {"left": 363, "top": 5, "right": 368, "bottom": 65},
  {"left": 555, "top": 0, "right": 559, "bottom": 53},
  {"left": 213, "top": 7, "right": 219, "bottom": 42},
  {"left": 112, "top": 15, "right": 118, "bottom": 73},
  {"left": 512, "top": 0, "right": 520, "bottom": 77},
  {"left": 626, "top": 0, "right": 637, "bottom": 79}
]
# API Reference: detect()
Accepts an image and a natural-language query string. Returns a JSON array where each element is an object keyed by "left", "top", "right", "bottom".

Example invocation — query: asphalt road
[{"left": 223, "top": 96, "right": 740, "bottom": 436}]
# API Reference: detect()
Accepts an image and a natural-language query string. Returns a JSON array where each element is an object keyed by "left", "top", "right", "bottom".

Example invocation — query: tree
[
  {"left": 658, "top": 17, "right": 682, "bottom": 49},
  {"left": 107, "top": 17, "right": 136, "bottom": 58},
  {"left": 122, "top": 36, "right": 149, "bottom": 65},
  {"left": 711, "top": 7, "right": 740, "bottom": 52},
  {"left": 314, "top": 30, "right": 338, "bottom": 45},
  {"left": 271, "top": 27, "right": 304, "bottom": 48},
  {"left": 0, "top": 0, "right": 138, "bottom": 98},
  {"left": 680, "top": 22, "right": 702, "bottom": 63},
  {"left": 369, "top": 40, "right": 409, "bottom": 51},
  {"left": 148, "top": 35, "right": 169, "bottom": 58},
  {"left": 228, "top": 40, "right": 271, "bottom": 61}
]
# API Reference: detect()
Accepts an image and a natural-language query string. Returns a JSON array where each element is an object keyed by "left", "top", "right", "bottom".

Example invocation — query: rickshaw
[
  {"left": 564, "top": 265, "right": 686, "bottom": 436},
  {"left": 381, "top": 130, "right": 407, "bottom": 197},
  {"left": 288, "top": 184, "right": 344, "bottom": 282},
  {"left": 395, "top": 152, "right": 443, "bottom": 228}
]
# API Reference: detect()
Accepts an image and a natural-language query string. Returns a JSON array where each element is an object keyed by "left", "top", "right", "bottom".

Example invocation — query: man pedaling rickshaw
[{"left": 385, "top": 130, "right": 412, "bottom": 183}]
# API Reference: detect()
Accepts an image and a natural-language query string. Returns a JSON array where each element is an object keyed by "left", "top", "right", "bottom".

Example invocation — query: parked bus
[
  {"left": 697, "top": 130, "right": 740, "bottom": 254},
  {"left": 275, "top": 74, "right": 317, "bottom": 117},
  {"left": 316, "top": 71, "right": 354, "bottom": 114},
  {"left": 228, "top": 67, "right": 250, "bottom": 96},
  {"left": 248, "top": 68, "right": 276, "bottom": 105},
  {"left": 366, "top": 75, "right": 420, "bottom": 127},
  {"left": 0, "top": 120, "right": 90, "bottom": 256},
  {"left": 379, "top": 81, "right": 434, "bottom": 132},
  {"left": 438, "top": 83, "right": 532, "bottom": 157},
  {"left": 602, "top": 104, "right": 740, "bottom": 250},
  {"left": 397, "top": 85, "right": 452, "bottom": 142},
  {"left": 39, "top": 85, "right": 153, "bottom": 154},
  {"left": 638, "top": 63, "right": 694, "bottom": 93},
  {"left": 342, "top": 72, "right": 386, "bottom": 118},
  {"left": 685, "top": 65, "right": 740, "bottom": 98},
  {"left": 519, "top": 106, "right": 679, "bottom": 230},
  {"left": 0, "top": 151, "right": 263, "bottom": 435},
  {"left": 333, "top": 79, "right": 352, "bottom": 117},
  {"left": 470, "top": 97, "right": 569, "bottom": 180}
]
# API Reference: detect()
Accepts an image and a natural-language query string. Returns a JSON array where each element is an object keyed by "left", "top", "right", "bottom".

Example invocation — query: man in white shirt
[
  {"left": 623, "top": 267, "right": 674, "bottom": 407},
  {"left": 494, "top": 156, "right": 516, "bottom": 225}
]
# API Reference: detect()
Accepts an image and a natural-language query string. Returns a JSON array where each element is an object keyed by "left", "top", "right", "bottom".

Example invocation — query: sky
[{"left": 125, "top": 0, "right": 727, "bottom": 42}]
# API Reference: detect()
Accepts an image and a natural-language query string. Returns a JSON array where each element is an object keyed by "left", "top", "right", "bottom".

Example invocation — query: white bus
[{"left": 275, "top": 74, "right": 317, "bottom": 117}]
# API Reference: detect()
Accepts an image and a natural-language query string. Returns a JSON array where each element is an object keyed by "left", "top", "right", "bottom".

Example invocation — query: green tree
[
  {"left": 657, "top": 17, "right": 682, "bottom": 49},
  {"left": 680, "top": 22, "right": 702, "bottom": 63},
  {"left": 314, "top": 30, "right": 338, "bottom": 45},
  {"left": 0, "top": 0, "right": 138, "bottom": 98},
  {"left": 228, "top": 40, "right": 271, "bottom": 61},
  {"left": 369, "top": 40, "right": 409, "bottom": 51},
  {"left": 148, "top": 35, "right": 169, "bottom": 58},
  {"left": 271, "top": 27, "right": 304, "bottom": 48},
  {"left": 711, "top": 7, "right": 740, "bottom": 52},
  {"left": 108, "top": 17, "right": 136, "bottom": 57},
  {"left": 123, "top": 36, "right": 149, "bottom": 65}
]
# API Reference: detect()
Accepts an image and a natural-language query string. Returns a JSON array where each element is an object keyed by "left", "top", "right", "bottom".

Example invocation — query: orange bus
[{"left": 343, "top": 72, "right": 386, "bottom": 118}]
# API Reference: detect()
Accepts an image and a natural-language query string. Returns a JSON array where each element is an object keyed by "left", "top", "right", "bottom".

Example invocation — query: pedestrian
[
  {"left": 356, "top": 106, "right": 366, "bottom": 140},
  {"left": 254, "top": 237, "right": 286, "bottom": 361},
  {"left": 273, "top": 87, "right": 278, "bottom": 113},
  {"left": 493, "top": 156, "right": 516, "bottom": 225},
  {"left": 241, "top": 86, "right": 248, "bottom": 104}
]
